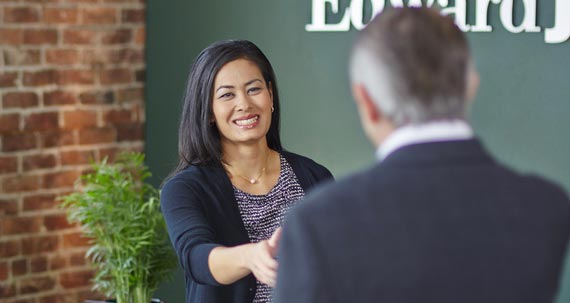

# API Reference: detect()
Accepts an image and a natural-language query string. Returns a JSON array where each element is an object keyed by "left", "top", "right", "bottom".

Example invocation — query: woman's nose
[{"left": 235, "top": 93, "right": 252, "bottom": 111}]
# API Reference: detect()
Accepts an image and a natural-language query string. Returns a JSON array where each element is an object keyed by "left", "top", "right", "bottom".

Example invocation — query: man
[{"left": 274, "top": 7, "right": 570, "bottom": 303}]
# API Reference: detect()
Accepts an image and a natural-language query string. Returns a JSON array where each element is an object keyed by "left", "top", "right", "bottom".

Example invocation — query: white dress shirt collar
[{"left": 376, "top": 120, "right": 474, "bottom": 161}]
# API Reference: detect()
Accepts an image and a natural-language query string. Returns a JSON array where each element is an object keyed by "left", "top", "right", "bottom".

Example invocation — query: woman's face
[{"left": 212, "top": 58, "right": 273, "bottom": 147}]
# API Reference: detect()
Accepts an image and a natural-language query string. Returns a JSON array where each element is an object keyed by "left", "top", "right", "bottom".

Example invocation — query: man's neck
[{"left": 376, "top": 120, "right": 474, "bottom": 161}]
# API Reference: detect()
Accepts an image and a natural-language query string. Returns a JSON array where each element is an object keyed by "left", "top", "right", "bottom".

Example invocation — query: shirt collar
[{"left": 376, "top": 120, "right": 474, "bottom": 161}]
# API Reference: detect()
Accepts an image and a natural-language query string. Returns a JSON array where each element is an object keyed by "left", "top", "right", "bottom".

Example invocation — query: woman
[{"left": 160, "top": 40, "right": 333, "bottom": 303}]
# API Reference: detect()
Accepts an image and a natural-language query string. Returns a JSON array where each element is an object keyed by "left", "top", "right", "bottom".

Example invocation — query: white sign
[{"left": 306, "top": 0, "right": 570, "bottom": 44}]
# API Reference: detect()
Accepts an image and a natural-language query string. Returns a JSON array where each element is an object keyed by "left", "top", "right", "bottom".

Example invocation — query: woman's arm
[
  {"left": 209, "top": 228, "right": 281, "bottom": 287},
  {"left": 161, "top": 174, "right": 282, "bottom": 287},
  {"left": 161, "top": 176, "right": 223, "bottom": 286}
]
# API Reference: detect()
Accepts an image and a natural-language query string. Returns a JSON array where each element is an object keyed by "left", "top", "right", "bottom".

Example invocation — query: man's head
[{"left": 350, "top": 7, "right": 479, "bottom": 146}]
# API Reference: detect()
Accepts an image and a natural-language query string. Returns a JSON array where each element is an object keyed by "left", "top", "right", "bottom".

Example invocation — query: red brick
[
  {"left": 0, "top": 283, "right": 16, "bottom": 298},
  {"left": 46, "top": 49, "right": 80, "bottom": 65},
  {"left": 125, "top": 48, "right": 144, "bottom": 63},
  {"left": 104, "top": 109, "right": 132, "bottom": 125},
  {"left": 44, "top": 90, "right": 77, "bottom": 106},
  {"left": 60, "top": 271, "right": 93, "bottom": 291},
  {"left": 116, "top": 87, "right": 143, "bottom": 103},
  {"left": 2, "top": 132, "right": 37, "bottom": 152},
  {"left": 100, "top": 68, "right": 132, "bottom": 84},
  {"left": 83, "top": 48, "right": 143, "bottom": 64},
  {"left": 44, "top": 214, "right": 73, "bottom": 231},
  {"left": 30, "top": 256, "right": 48, "bottom": 273},
  {"left": 23, "top": 154, "right": 57, "bottom": 171},
  {"left": 4, "top": 7, "right": 40, "bottom": 23},
  {"left": 23, "top": 29, "right": 58, "bottom": 45},
  {"left": 3, "top": 92, "right": 39, "bottom": 108},
  {"left": 63, "top": 110, "right": 98, "bottom": 129},
  {"left": 135, "top": 69, "right": 145, "bottom": 82},
  {"left": 81, "top": 7, "right": 117, "bottom": 24},
  {"left": 0, "top": 199, "right": 18, "bottom": 216},
  {"left": 122, "top": 8, "right": 144, "bottom": 23},
  {"left": 78, "top": 127, "right": 116, "bottom": 144},
  {"left": 0, "top": 261, "right": 8, "bottom": 281},
  {"left": 3, "top": 48, "right": 41, "bottom": 66},
  {"left": 1, "top": 216, "right": 42, "bottom": 235},
  {"left": 63, "top": 232, "right": 90, "bottom": 248},
  {"left": 0, "top": 240, "right": 20, "bottom": 258},
  {"left": 0, "top": 29, "right": 23, "bottom": 45},
  {"left": 19, "top": 276, "right": 56, "bottom": 294},
  {"left": 44, "top": 7, "right": 79, "bottom": 24},
  {"left": 82, "top": 49, "right": 103, "bottom": 64},
  {"left": 0, "top": 262, "right": 7, "bottom": 281},
  {"left": 134, "top": 27, "right": 145, "bottom": 45},
  {"left": 63, "top": 29, "right": 98, "bottom": 45},
  {"left": 43, "top": 170, "right": 81, "bottom": 189},
  {"left": 23, "top": 70, "right": 56, "bottom": 86},
  {"left": 22, "top": 235, "right": 59, "bottom": 255},
  {"left": 23, "top": 194, "right": 57, "bottom": 211},
  {"left": 0, "top": 72, "right": 18, "bottom": 88},
  {"left": 49, "top": 254, "right": 66, "bottom": 270},
  {"left": 24, "top": 112, "right": 59, "bottom": 131},
  {"left": 117, "top": 122, "right": 144, "bottom": 141},
  {"left": 56, "top": 69, "right": 95, "bottom": 85},
  {"left": 12, "top": 259, "right": 28, "bottom": 276},
  {"left": 117, "top": 48, "right": 143, "bottom": 63},
  {"left": 79, "top": 90, "right": 114, "bottom": 104},
  {"left": 0, "top": 113, "right": 20, "bottom": 133},
  {"left": 0, "top": 156, "right": 18, "bottom": 174},
  {"left": 101, "top": 29, "right": 131, "bottom": 44},
  {"left": 99, "top": 147, "right": 119, "bottom": 161},
  {"left": 2, "top": 175, "right": 40, "bottom": 193},
  {"left": 41, "top": 130, "right": 75, "bottom": 148},
  {"left": 70, "top": 251, "right": 86, "bottom": 266},
  {"left": 61, "top": 150, "right": 96, "bottom": 165}
]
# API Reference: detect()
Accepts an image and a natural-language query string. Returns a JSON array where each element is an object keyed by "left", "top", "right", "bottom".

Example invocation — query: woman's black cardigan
[{"left": 160, "top": 151, "right": 333, "bottom": 303}]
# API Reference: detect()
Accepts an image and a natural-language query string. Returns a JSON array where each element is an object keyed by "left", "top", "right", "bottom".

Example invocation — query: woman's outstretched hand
[{"left": 244, "top": 227, "right": 282, "bottom": 287}]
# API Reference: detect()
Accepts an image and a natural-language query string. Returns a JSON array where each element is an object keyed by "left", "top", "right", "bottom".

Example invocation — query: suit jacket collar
[{"left": 380, "top": 138, "right": 496, "bottom": 168}]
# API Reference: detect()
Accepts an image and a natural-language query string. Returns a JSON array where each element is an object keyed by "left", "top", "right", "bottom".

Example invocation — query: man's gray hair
[{"left": 349, "top": 7, "right": 472, "bottom": 127}]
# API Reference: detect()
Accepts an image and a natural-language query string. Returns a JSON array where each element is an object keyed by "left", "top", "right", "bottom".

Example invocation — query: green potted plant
[{"left": 61, "top": 152, "right": 177, "bottom": 303}]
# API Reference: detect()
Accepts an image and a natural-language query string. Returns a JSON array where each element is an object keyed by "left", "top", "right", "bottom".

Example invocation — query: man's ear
[
  {"left": 352, "top": 83, "right": 381, "bottom": 124},
  {"left": 466, "top": 67, "right": 479, "bottom": 104}
]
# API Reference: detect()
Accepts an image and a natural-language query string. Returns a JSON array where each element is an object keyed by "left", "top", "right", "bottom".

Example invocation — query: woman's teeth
[{"left": 235, "top": 116, "right": 258, "bottom": 126}]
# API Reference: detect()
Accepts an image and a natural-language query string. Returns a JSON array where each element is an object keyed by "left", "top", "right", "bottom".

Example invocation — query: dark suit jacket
[
  {"left": 160, "top": 151, "right": 333, "bottom": 303},
  {"left": 275, "top": 139, "right": 570, "bottom": 303}
]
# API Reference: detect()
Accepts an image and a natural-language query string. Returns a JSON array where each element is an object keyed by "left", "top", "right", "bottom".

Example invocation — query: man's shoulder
[{"left": 519, "top": 173, "right": 570, "bottom": 212}]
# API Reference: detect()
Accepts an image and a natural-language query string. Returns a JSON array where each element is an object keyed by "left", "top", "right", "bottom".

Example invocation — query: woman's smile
[{"left": 234, "top": 114, "right": 260, "bottom": 128}]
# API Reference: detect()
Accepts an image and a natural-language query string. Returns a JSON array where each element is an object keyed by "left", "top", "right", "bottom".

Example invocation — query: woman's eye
[
  {"left": 248, "top": 87, "right": 261, "bottom": 94},
  {"left": 219, "top": 93, "right": 233, "bottom": 99}
]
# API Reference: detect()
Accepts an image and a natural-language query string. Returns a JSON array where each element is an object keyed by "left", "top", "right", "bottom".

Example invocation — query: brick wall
[{"left": 0, "top": 0, "right": 146, "bottom": 302}]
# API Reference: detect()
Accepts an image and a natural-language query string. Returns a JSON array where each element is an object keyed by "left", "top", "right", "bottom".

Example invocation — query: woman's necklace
[{"left": 222, "top": 152, "right": 269, "bottom": 184}]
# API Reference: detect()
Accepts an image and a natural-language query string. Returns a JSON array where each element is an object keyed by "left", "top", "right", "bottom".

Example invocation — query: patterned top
[{"left": 233, "top": 154, "right": 305, "bottom": 303}]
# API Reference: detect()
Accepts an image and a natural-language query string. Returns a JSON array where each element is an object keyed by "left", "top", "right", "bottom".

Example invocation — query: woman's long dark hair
[{"left": 167, "top": 40, "right": 282, "bottom": 181}]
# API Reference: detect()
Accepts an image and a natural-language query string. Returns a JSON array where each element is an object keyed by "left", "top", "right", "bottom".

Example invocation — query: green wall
[{"left": 146, "top": 1, "right": 570, "bottom": 302}]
